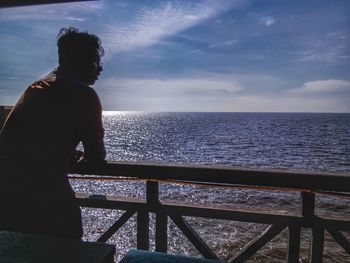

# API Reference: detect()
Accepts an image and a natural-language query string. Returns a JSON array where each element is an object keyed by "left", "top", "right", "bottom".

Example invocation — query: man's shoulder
[
  {"left": 70, "top": 84, "right": 99, "bottom": 101},
  {"left": 85, "top": 86, "right": 99, "bottom": 98},
  {"left": 25, "top": 70, "right": 57, "bottom": 93},
  {"left": 84, "top": 87, "right": 102, "bottom": 109}
]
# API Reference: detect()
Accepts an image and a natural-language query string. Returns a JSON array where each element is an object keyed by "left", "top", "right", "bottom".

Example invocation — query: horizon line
[{"left": 102, "top": 110, "right": 350, "bottom": 114}]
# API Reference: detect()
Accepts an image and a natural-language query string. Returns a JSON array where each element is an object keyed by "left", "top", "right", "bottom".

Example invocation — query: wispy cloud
[
  {"left": 117, "top": 2, "right": 128, "bottom": 8},
  {"left": 289, "top": 79, "right": 350, "bottom": 94},
  {"left": 189, "top": 39, "right": 238, "bottom": 53},
  {"left": 295, "top": 31, "right": 350, "bottom": 63},
  {"left": 250, "top": 13, "right": 275, "bottom": 27},
  {"left": 298, "top": 46, "right": 349, "bottom": 62},
  {"left": 102, "top": 0, "right": 243, "bottom": 55},
  {"left": 209, "top": 40, "right": 238, "bottom": 49},
  {"left": 97, "top": 75, "right": 244, "bottom": 111},
  {"left": 100, "top": 77, "right": 243, "bottom": 96},
  {"left": 261, "top": 16, "right": 275, "bottom": 27},
  {"left": 214, "top": 96, "right": 350, "bottom": 113}
]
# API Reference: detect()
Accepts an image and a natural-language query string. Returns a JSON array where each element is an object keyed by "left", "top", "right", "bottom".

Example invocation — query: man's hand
[
  {"left": 73, "top": 150, "right": 84, "bottom": 163},
  {"left": 70, "top": 149, "right": 107, "bottom": 173}
]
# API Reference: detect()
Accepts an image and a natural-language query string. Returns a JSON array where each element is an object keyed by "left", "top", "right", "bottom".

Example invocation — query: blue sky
[{"left": 0, "top": 0, "right": 349, "bottom": 112}]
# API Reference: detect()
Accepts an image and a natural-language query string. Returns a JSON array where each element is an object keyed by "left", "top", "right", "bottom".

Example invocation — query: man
[{"left": 0, "top": 27, "right": 106, "bottom": 239}]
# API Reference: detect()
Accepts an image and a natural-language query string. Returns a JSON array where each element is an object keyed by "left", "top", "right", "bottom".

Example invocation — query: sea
[{"left": 70, "top": 112, "right": 350, "bottom": 263}]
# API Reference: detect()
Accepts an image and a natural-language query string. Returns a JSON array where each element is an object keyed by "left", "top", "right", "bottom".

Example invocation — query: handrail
[{"left": 70, "top": 161, "right": 350, "bottom": 193}]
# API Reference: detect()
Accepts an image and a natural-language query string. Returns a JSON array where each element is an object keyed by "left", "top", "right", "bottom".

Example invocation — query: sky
[{"left": 0, "top": 0, "right": 349, "bottom": 112}]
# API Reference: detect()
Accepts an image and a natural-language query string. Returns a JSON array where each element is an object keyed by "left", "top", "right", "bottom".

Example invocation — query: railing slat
[
  {"left": 155, "top": 212, "right": 168, "bottom": 253},
  {"left": 229, "top": 224, "right": 286, "bottom": 263},
  {"left": 287, "top": 226, "right": 301, "bottom": 263},
  {"left": 170, "top": 214, "right": 219, "bottom": 260},
  {"left": 97, "top": 210, "right": 135, "bottom": 242},
  {"left": 323, "top": 219, "right": 350, "bottom": 232},
  {"left": 76, "top": 194, "right": 305, "bottom": 224},
  {"left": 161, "top": 203, "right": 304, "bottom": 226},
  {"left": 137, "top": 210, "right": 149, "bottom": 250},
  {"left": 310, "top": 222, "right": 324, "bottom": 263},
  {"left": 76, "top": 193, "right": 147, "bottom": 210},
  {"left": 145, "top": 181, "right": 169, "bottom": 252},
  {"left": 326, "top": 227, "right": 350, "bottom": 255}
]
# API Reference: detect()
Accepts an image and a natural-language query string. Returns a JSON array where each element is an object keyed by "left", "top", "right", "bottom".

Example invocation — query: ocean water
[{"left": 70, "top": 112, "right": 350, "bottom": 262}]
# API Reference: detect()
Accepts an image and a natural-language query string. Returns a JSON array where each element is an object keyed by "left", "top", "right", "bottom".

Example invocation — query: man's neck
[{"left": 57, "top": 66, "right": 89, "bottom": 87}]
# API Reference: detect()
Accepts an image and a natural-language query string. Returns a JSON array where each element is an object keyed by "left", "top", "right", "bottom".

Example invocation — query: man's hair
[{"left": 57, "top": 27, "right": 104, "bottom": 66}]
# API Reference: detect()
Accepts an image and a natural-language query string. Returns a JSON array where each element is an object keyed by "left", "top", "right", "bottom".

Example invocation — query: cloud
[
  {"left": 189, "top": 39, "right": 238, "bottom": 53},
  {"left": 289, "top": 79, "right": 350, "bottom": 94},
  {"left": 298, "top": 47, "right": 350, "bottom": 63},
  {"left": 100, "top": 77, "right": 243, "bottom": 96},
  {"left": 261, "top": 16, "right": 275, "bottom": 27},
  {"left": 97, "top": 75, "right": 244, "bottom": 111},
  {"left": 97, "top": 77, "right": 350, "bottom": 112},
  {"left": 294, "top": 31, "right": 350, "bottom": 63},
  {"left": 209, "top": 40, "right": 238, "bottom": 49},
  {"left": 214, "top": 96, "right": 350, "bottom": 113},
  {"left": 101, "top": 0, "right": 243, "bottom": 56},
  {"left": 117, "top": 2, "right": 128, "bottom": 7},
  {"left": 250, "top": 13, "right": 275, "bottom": 27},
  {"left": 95, "top": 75, "right": 350, "bottom": 112}
]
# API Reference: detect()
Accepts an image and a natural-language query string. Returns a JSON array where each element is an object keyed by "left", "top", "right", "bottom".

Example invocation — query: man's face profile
[
  {"left": 81, "top": 50, "right": 103, "bottom": 85},
  {"left": 85, "top": 51, "right": 103, "bottom": 85}
]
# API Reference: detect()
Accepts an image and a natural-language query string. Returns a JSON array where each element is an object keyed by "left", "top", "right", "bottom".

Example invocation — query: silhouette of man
[{"left": 0, "top": 27, "right": 106, "bottom": 239}]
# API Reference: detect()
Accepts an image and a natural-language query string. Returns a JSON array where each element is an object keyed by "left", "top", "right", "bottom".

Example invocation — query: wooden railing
[
  {"left": 71, "top": 162, "right": 350, "bottom": 263},
  {"left": 1, "top": 105, "right": 350, "bottom": 262}
]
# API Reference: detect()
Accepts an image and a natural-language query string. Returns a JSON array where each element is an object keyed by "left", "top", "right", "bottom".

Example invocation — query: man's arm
[{"left": 81, "top": 88, "right": 106, "bottom": 166}]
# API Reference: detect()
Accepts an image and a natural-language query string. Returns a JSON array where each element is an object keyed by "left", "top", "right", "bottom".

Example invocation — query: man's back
[
  {"left": 0, "top": 27, "right": 106, "bottom": 239},
  {"left": 2, "top": 70, "right": 104, "bottom": 173},
  {"left": 0, "top": 70, "right": 105, "bottom": 238}
]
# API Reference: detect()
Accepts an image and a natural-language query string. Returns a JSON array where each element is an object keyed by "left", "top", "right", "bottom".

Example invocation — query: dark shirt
[{"left": 0, "top": 69, "right": 106, "bottom": 238}]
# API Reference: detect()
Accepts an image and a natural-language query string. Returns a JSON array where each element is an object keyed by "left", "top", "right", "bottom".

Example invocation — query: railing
[
  {"left": 71, "top": 162, "right": 350, "bottom": 263},
  {"left": 1, "top": 106, "right": 350, "bottom": 262}
]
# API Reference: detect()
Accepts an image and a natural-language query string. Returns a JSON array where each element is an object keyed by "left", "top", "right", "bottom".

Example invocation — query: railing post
[
  {"left": 156, "top": 211, "right": 168, "bottom": 252},
  {"left": 146, "top": 180, "right": 159, "bottom": 205},
  {"left": 310, "top": 221, "right": 324, "bottom": 263},
  {"left": 301, "top": 192, "right": 324, "bottom": 263},
  {"left": 137, "top": 209, "right": 149, "bottom": 250},
  {"left": 287, "top": 225, "right": 301, "bottom": 263},
  {"left": 136, "top": 181, "right": 157, "bottom": 250},
  {"left": 146, "top": 181, "right": 168, "bottom": 252},
  {"left": 301, "top": 192, "right": 315, "bottom": 219}
]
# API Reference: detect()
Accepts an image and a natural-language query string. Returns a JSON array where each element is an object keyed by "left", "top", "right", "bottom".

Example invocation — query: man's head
[{"left": 57, "top": 27, "right": 104, "bottom": 85}]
